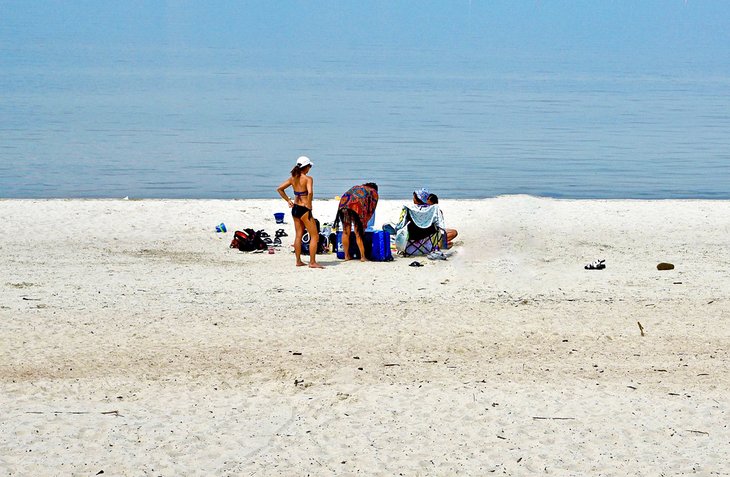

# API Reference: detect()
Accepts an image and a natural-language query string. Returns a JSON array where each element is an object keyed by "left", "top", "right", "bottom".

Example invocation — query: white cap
[{"left": 296, "top": 156, "right": 313, "bottom": 168}]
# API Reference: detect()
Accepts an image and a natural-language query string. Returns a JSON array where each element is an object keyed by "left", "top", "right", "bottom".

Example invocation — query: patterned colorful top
[{"left": 337, "top": 184, "right": 379, "bottom": 227}]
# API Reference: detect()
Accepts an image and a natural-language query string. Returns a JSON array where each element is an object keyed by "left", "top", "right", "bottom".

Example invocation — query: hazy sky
[{"left": 3, "top": 1, "right": 729, "bottom": 70}]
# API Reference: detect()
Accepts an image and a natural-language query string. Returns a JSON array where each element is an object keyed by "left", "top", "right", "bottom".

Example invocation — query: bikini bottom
[{"left": 291, "top": 204, "right": 311, "bottom": 219}]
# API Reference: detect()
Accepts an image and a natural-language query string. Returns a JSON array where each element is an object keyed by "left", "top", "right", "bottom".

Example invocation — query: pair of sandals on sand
[
  {"left": 259, "top": 229, "right": 288, "bottom": 247},
  {"left": 253, "top": 229, "right": 287, "bottom": 254},
  {"left": 585, "top": 259, "right": 606, "bottom": 270}
]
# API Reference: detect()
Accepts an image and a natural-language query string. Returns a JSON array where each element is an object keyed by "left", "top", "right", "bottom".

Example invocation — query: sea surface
[{"left": 1, "top": 45, "right": 729, "bottom": 199}]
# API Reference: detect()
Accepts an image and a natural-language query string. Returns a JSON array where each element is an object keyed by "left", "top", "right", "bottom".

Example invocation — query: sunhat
[
  {"left": 414, "top": 188, "right": 430, "bottom": 203},
  {"left": 296, "top": 156, "right": 313, "bottom": 168}
]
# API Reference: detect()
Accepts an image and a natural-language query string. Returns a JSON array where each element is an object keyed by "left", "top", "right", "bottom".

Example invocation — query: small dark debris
[{"left": 687, "top": 430, "right": 709, "bottom": 435}]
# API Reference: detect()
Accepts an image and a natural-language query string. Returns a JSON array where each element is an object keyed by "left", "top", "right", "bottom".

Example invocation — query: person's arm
[
  {"left": 433, "top": 205, "right": 446, "bottom": 230},
  {"left": 306, "top": 176, "right": 314, "bottom": 210},
  {"left": 276, "top": 178, "right": 294, "bottom": 208}
]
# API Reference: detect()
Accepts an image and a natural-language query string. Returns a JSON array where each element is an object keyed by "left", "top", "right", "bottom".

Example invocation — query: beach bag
[
  {"left": 301, "top": 218, "right": 329, "bottom": 254},
  {"left": 302, "top": 232, "right": 329, "bottom": 254},
  {"left": 231, "top": 229, "right": 267, "bottom": 252},
  {"left": 230, "top": 230, "right": 248, "bottom": 249}
]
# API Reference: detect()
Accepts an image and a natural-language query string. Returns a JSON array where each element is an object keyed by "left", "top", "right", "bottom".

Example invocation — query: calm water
[{"left": 1, "top": 45, "right": 729, "bottom": 199}]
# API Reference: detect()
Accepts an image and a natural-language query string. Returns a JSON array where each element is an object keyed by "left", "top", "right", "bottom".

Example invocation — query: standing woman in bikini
[{"left": 276, "top": 156, "right": 324, "bottom": 268}]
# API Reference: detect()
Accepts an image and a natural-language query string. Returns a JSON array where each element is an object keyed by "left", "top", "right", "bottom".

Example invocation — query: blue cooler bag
[
  {"left": 368, "top": 230, "right": 393, "bottom": 261},
  {"left": 336, "top": 230, "right": 392, "bottom": 261}
]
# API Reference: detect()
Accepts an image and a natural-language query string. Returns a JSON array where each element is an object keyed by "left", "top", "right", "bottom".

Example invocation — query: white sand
[{"left": 1, "top": 197, "right": 728, "bottom": 475}]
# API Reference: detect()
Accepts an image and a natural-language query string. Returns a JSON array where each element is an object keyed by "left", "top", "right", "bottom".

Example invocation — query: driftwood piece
[
  {"left": 532, "top": 416, "right": 575, "bottom": 420},
  {"left": 25, "top": 410, "right": 122, "bottom": 417}
]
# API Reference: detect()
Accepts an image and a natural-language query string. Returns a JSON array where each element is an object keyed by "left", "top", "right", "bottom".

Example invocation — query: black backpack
[{"left": 230, "top": 229, "right": 267, "bottom": 252}]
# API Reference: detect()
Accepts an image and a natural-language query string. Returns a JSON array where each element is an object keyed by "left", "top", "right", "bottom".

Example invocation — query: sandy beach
[{"left": 1, "top": 196, "right": 728, "bottom": 476}]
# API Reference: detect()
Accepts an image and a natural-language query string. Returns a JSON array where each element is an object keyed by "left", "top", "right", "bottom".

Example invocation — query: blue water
[{"left": 1, "top": 44, "right": 729, "bottom": 199}]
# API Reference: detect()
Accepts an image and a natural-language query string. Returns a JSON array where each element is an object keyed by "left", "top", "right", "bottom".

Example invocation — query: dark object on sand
[
  {"left": 657, "top": 262, "right": 675, "bottom": 270},
  {"left": 584, "top": 259, "right": 606, "bottom": 270},
  {"left": 409, "top": 261, "right": 424, "bottom": 267},
  {"left": 231, "top": 229, "right": 268, "bottom": 252}
]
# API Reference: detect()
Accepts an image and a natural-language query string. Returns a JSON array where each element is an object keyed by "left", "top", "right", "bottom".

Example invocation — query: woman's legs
[
  {"left": 342, "top": 226, "right": 352, "bottom": 261},
  {"left": 342, "top": 228, "right": 367, "bottom": 261},
  {"left": 301, "top": 212, "right": 324, "bottom": 268},
  {"left": 352, "top": 215, "right": 368, "bottom": 261},
  {"left": 353, "top": 228, "right": 367, "bottom": 262},
  {"left": 293, "top": 217, "right": 305, "bottom": 266},
  {"left": 341, "top": 211, "right": 367, "bottom": 261}
]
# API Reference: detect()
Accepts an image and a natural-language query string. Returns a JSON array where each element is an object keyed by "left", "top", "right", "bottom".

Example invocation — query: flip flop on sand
[
  {"left": 585, "top": 259, "right": 606, "bottom": 270},
  {"left": 275, "top": 229, "right": 288, "bottom": 238},
  {"left": 409, "top": 261, "right": 424, "bottom": 267}
]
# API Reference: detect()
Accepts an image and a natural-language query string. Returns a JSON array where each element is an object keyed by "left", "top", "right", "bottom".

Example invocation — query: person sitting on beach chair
[
  {"left": 383, "top": 188, "right": 446, "bottom": 256},
  {"left": 426, "top": 193, "right": 458, "bottom": 249}
]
